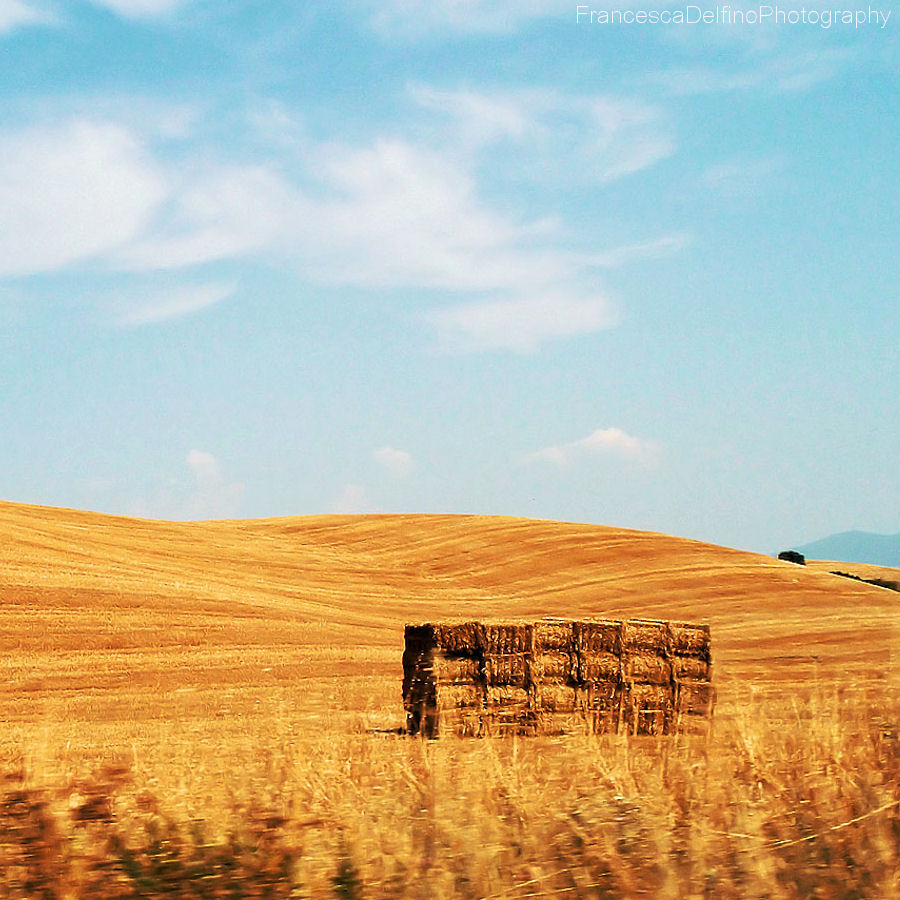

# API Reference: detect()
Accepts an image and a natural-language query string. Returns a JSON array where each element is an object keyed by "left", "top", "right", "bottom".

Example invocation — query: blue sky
[{"left": 0, "top": 0, "right": 896, "bottom": 553}]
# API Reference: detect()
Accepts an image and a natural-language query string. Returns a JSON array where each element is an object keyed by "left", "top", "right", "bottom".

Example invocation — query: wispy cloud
[
  {"left": 114, "top": 281, "right": 235, "bottom": 326},
  {"left": 644, "top": 47, "right": 856, "bottom": 97},
  {"left": 128, "top": 449, "right": 244, "bottom": 520},
  {"left": 0, "top": 119, "right": 167, "bottom": 278},
  {"left": 332, "top": 483, "right": 376, "bottom": 514},
  {"left": 183, "top": 449, "right": 244, "bottom": 519},
  {"left": 0, "top": 0, "right": 52, "bottom": 33},
  {"left": 0, "top": 86, "right": 682, "bottom": 352},
  {"left": 117, "top": 135, "right": 630, "bottom": 350},
  {"left": 375, "top": 446, "right": 413, "bottom": 477},
  {"left": 524, "top": 427, "right": 659, "bottom": 466},
  {"left": 118, "top": 165, "right": 293, "bottom": 271},
  {"left": 427, "top": 291, "right": 615, "bottom": 353},
  {"left": 411, "top": 86, "right": 674, "bottom": 183}
]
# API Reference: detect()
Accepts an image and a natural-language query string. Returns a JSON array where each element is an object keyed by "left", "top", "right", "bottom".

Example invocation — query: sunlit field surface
[{"left": 2, "top": 500, "right": 898, "bottom": 896}]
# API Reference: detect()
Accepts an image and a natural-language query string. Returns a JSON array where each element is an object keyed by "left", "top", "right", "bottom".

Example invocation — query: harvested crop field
[
  {"left": 2, "top": 499, "right": 897, "bottom": 751},
  {"left": 2, "top": 500, "right": 899, "bottom": 897}
]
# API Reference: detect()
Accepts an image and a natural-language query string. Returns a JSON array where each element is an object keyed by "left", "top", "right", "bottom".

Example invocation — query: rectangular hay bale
[
  {"left": 575, "top": 619, "right": 621, "bottom": 655},
  {"left": 537, "top": 711, "right": 590, "bottom": 736},
  {"left": 533, "top": 619, "right": 576, "bottom": 652},
  {"left": 667, "top": 621, "right": 711, "bottom": 659},
  {"left": 576, "top": 682, "right": 622, "bottom": 733},
  {"left": 532, "top": 682, "right": 579, "bottom": 713},
  {"left": 672, "top": 656, "right": 711, "bottom": 682},
  {"left": 436, "top": 681, "right": 486, "bottom": 710},
  {"left": 529, "top": 650, "right": 575, "bottom": 683},
  {"left": 622, "top": 682, "right": 673, "bottom": 735},
  {"left": 432, "top": 622, "right": 484, "bottom": 655},
  {"left": 480, "top": 623, "right": 533, "bottom": 654},
  {"left": 625, "top": 654, "right": 672, "bottom": 685},
  {"left": 433, "top": 653, "right": 483, "bottom": 684},
  {"left": 486, "top": 684, "right": 531, "bottom": 707},
  {"left": 484, "top": 652, "right": 529, "bottom": 686},
  {"left": 485, "top": 684, "right": 534, "bottom": 733},
  {"left": 577, "top": 651, "right": 621, "bottom": 683},
  {"left": 621, "top": 619, "right": 669, "bottom": 654}
]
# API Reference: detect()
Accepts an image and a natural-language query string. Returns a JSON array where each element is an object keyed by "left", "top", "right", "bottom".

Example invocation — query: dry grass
[{"left": 2, "top": 691, "right": 899, "bottom": 898}]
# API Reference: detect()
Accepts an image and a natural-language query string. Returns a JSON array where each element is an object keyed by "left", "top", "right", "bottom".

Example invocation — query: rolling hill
[{"left": 1, "top": 500, "right": 898, "bottom": 759}]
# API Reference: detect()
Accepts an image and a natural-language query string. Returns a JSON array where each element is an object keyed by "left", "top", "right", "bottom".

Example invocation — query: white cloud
[
  {"left": 187, "top": 449, "right": 219, "bottom": 482},
  {"left": 0, "top": 91, "right": 677, "bottom": 352},
  {"left": 363, "top": 0, "right": 563, "bottom": 35},
  {"left": 0, "top": 119, "right": 167, "bottom": 277},
  {"left": 428, "top": 291, "right": 615, "bottom": 353},
  {"left": 184, "top": 449, "right": 244, "bottom": 519},
  {"left": 410, "top": 86, "right": 530, "bottom": 149},
  {"left": 118, "top": 136, "right": 621, "bottom": 350},
  {"left": 333, "top": 483, "right": 376, "bottom": 514},
  {"left": 87, "top": 0, "right": 185, "bottom": 18},
  {"left": 411, "top": 87, "right": 674, "bottom": 183},
  {"left": 645, "top": 48, "right": 855, "bottom": 97},
  {"left": 525, "top": 427, "right": 659, "bottom": 466},
  {"left": 114, "top": 281, "right": 235, "bottom": 326},
  {"left": 0, "top": 0, "right": 52, "bottom": 32},
  {"left": 118, "top": 165, "right": 294, "bottom": 271},
  {"left": 375, "top": 446, "right": 413, "bottom": 477},
  {"left": 295, "top": 139, "right": 563, "bottom": 292}
]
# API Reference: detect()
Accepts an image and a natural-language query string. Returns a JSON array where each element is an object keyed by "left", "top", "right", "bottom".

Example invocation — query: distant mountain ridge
[{"left": 792, "top": 531, "right": 900, "bottom": 568}]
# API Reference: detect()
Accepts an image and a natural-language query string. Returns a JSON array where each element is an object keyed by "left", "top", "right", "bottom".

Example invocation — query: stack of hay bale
[{"left": 403, "top": 618, "right": 713, "bottom": 738}]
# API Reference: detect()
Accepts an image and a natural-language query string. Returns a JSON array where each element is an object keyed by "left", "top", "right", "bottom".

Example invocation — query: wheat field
[{"left": 1, "top": 499, "right": 899, "bottom": 897}]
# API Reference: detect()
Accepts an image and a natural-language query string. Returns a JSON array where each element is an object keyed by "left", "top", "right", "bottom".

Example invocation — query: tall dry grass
[{"left": 2, "top": 690, "right": 898, "bottom": 899}]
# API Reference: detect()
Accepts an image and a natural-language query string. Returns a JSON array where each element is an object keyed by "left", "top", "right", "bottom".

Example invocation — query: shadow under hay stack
[{"left": 402, "top": 618, "right": 714, "bottom": 738}]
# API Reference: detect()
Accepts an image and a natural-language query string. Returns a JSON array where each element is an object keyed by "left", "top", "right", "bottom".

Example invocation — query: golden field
[{"left": 1, "top": 499, "right": 899, "bottom": 897}]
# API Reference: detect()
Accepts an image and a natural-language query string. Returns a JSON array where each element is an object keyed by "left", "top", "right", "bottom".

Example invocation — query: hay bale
[
  {"left": 537, "top": 712, "right": 591, "bottom": 736},
  {"left": 485, "top": 684, "right": 534, "bottom": 733},
  {"left": 533, "top": 682, "right": 579, "bottom": 713},
  {"left": 437, "top": 681, "right": 486, "bottom": 710},
  {"left": 575, "top": 619, "right": 621, "bottom": 655},
  {"left": 621, "top": 619, "right": 668, "bottom": 654},
  {"left": 433, "top": 653, "right": 484, "bottom": 684},
  {"left": 433, "top": 622, "right": 485, "bottom": 654},
  {"left": 672, "top": 656, "right": 711, "bottom": 682},
  {"left": 480, "top": 623, "right": 532, "bottom": 654},
  {"left": 577, "top": 651, "right": 621, "bottom": 683},
  {"left": 437, "top": 708, "right": 483, "bottom": 737},
  {"left": 529, "top": 650, "right": 575, "bottom": 683},
  {"left": 484, "top": 652, "right": 529, "bottom": 687},
  {"left": 533, "top": 619, "right": 576, "bottom": 651},
  {"left": 576, "top": 682, "right": 622, "bottom": 733},
  {"left": 667, "top": 622, "right": 711, "bottom": 660},
  {"left": 622, "top": 682, "right": 673, "bottom": 735},
  {"left": 486, "top": 684, "right": 531, "bottom": 707},
  {"left": 625, "top": 653, "right": 672, "bottom": 685}
]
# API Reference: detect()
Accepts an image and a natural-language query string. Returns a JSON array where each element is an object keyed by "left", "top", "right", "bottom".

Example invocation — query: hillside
[{"left": 1, "top": 500, "right": 898, "bottom": 759}]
